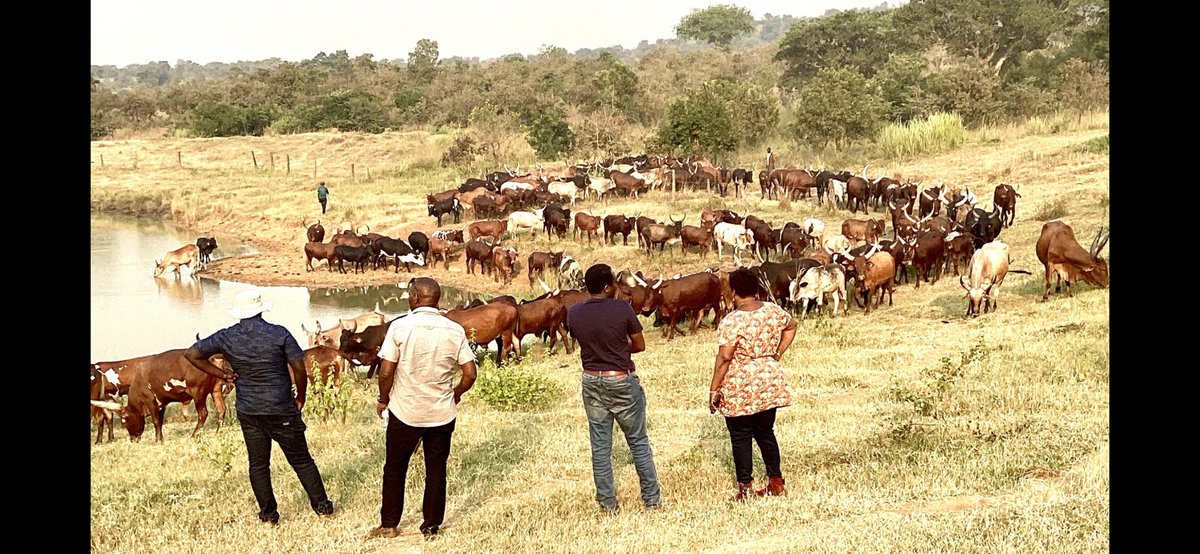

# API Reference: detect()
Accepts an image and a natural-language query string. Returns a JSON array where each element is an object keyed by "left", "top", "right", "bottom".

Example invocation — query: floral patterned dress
[{"left": 715, "top": 302, "right": 794, "bottom": 417}]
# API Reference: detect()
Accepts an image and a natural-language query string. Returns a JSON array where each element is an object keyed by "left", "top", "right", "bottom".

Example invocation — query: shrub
[
  {"left": 790, "top": 66, "right": 888, "bottom": 149},
  {"left": 1075, "top": 134, "right": 1109, "bottom": 154},
  {"left": 877, "top": 112, "right": 966, "bottom": 159},
  {"left": 441, "top": 135, "right": 479, "bottom": 167},
  {"left": 1034, "top": 197, "right": 1069, "bottom": 221},
  {"left": 471, "top": 357, "right": 562, "bottom": 411}
]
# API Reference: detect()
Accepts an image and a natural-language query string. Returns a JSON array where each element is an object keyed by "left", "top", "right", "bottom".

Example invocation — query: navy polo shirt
[{"left": 567, "top": 297, "right": 643, "bottom": 372}]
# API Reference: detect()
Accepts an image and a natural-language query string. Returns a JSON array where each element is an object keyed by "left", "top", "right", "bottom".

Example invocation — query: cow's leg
[
  {"left": 191, "top": 394, "right": 210, "bottom": 438},
  {"left": 153, "top": 404, "right": 167, "bottom": 443},
  {"left": 212, "top": 386, "right": 227, "bottom": 431}
]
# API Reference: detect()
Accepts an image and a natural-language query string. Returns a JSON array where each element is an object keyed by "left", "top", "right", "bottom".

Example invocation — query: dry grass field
[{"left": 90, "top": 112, "right": 1109, "bottom": 553}]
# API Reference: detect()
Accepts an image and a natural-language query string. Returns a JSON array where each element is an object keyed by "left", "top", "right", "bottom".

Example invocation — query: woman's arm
[
  {"left": 709, "top": 343, "right": 736, "bottom": 413},
  {"left": 775, "top": 313, "right": 798, "bottom": 360}
]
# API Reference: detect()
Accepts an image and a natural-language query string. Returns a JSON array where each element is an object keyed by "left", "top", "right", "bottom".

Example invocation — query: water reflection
[{"left": 91, "top": 214, "right": 494, "bottom": 362}]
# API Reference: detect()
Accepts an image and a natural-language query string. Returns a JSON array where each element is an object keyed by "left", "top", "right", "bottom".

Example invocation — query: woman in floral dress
[{"left": 708, "top": 268, "right": 798, "bottom": 501}]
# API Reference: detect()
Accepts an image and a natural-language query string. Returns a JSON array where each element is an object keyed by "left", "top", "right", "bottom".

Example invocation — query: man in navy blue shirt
[
  {"left": 186, "top": 289, "right": 335, "bottom": 524},
  {"left": 566, "top": 264, "right": 661, "bottom": 512}
]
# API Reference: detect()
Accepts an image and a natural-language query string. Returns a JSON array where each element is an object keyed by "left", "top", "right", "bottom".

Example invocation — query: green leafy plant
[
  {"left": 472, "top": 357, "right": 562, "bottom": 411},
  {"left": 197, "top": 431, "right": 239, "bottom": 477},
  {"left": 305, "top": 359, "right": 355, "bottom": 423},
  {"left": 886, "top": 338, "right": 991, "bottom": 441}
]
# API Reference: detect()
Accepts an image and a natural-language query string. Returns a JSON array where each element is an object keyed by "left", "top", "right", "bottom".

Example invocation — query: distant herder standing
[
  {"left": 765, "top": 147, "right": 776, "bottom": 174},
  {"left": 316, "top": 181, "right": 330, "bottom": 214}
]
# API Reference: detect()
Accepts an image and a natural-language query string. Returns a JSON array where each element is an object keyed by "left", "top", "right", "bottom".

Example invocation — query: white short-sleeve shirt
[{"left": 377, "top": 307, "right": 477, "bottom": 427}]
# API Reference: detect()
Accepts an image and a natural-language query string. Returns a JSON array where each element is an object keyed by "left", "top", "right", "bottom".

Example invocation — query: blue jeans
[{"left": 581, "top": 373, "right": 661, "bottom": 509}]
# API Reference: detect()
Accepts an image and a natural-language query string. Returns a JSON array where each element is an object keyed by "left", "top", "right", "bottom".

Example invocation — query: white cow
[
  {"left": 829, "top": 179, "right": 848, "bottom": 210},
  {"left": 789, "top": 263, "right": 848, "bottom": 319},
  {"left": 547, "top": 180, "right": 580, "bottom": 205},
  {"left": 587, "top": 177, "right": 616, "bottom": 201},
  {"left": 508, "top": 211, "right": 544, "bottom": 238},
  {"left": 713, "top": 222, "right": 757, "bottom": 266}
]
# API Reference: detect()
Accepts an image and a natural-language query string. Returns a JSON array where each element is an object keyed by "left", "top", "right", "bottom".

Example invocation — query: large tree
[
  {"left": 789, "top": 66, "right": 888, "bottom": 148},
  {"left": 894, "top": 0, "right": 1069, "bottom": 75},
  {"left": 775, "top": 8, "right": 905, "bottom": 89},
  {"left": 407, "top": 39, "right": 440, "bottom": 83},
  {"left": 674, "top": 4, "right": 755, "bottom": 49},
  {"left": 657, "top": 85, "right": 736, "bottom": 155}
]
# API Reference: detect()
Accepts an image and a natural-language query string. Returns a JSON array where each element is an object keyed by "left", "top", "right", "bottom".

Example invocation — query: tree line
[{"left": 90, "top": 0, "right": 1108, "bottom": 160}]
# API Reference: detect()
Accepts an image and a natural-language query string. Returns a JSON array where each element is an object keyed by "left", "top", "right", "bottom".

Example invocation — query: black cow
[
  {"left": 306, "top": 221, "right": 325, "bottom": 243},
  {"left": 376, "top": 237, "right": 425, "bottom": 273},
  {"left": 542, "top": 204, "right": 571, "bottom": 240},
  {"left": 731, "top": 168, "right": 753, "bottom": 198},
  {"left": 195, "top": 237, "right": 218, "bottom": 267},
  {"left": 965, "top": 206, "right": 1004, "bottom": 250},
  {"left": 333, "top": 245, "right": 372, "bottom": 274},
  {"left": 407, "top": 232, "right": 430, "bottom": 262},
  {"left": 428, "top": 198, "right": 462, "bottom": 226},
  {"left": 458, "top": 178, "right": 493, "bottom": 193},
  {"left": 603, "top": 215, "right": 635, "bottom": 246},
  {"left": 743, "top": 215, "right": 775, "bottom": 263}
]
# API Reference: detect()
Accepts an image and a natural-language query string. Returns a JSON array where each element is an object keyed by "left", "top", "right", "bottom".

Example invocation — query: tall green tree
[
  {"left": 300, "top": 89, "right": 389, "bottom": 133},
  {"left": 408, "top": 39, "right": 440, "bottom": 83},
  {"left": 657, "top": 86, "right": 736, "bottom": 155},
  {"left": 674, "top": 4, "right": 756, "bottom": 49},
  {"left": 524, "top": 110, "right": 575, "bottom": 160},
  {"left": 775, "top": 9, "right": 904, "bottom": 89},
  {"left": 789, "top": 66, "right": 888, "bottom": 148},
  {"left": 704, "top": 79, "right": 780, "bottom": 147},
  {"left": 894, "top": 0, "right": 1069, "bottom": 75}
]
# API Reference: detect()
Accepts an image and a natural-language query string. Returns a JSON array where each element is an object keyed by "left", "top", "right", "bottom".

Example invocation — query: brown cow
[
  {"left": 464, "top": 239, "right": 494, "bottom": 275},
  {"left": 846, "top": 168, "right": 871, "bottom": 214},
  {"left": 304, "top": 241, "right": 339, "bottom": 272},
  {"left": 644, "top": 272, "right": 724, "bottom": 340},
  {"left": 428, "top": 237, "right": 456, "bottom": 269},
  {"left": 1035, "top": 221, "right": 1109, "bottom": 301},
  {"left": 841, "top": 218, "right": 887, "bottom": 247},
  {"left": 469, "top": 219, "right": 509, "bottom": 243},
  {"left": 911, "top": 230, "right": 949, "bottom": 288},
  {"left": 91, "top": 349, "right": 225, "bottom": 442},
  {"left": 994, "top": 184, "right": 1022, "bottom": 227},
  {"left": 771, "top": 169, "right": 816, "bottom": 201},
  {"left": 492, "top": 246, "right": 519, "bottom": 285},
  {"left": 852, "top": 251, "right": 896, "bottom": 313},
  {"left": 444, "top": 302, "right": 519, "bottom": 365},
  {"left": 942, "top": 231, "right": 977, "bottom": 277},
  {"left": 680, "top": 224, "right": 714, "bottom": 258},
  {"left": 303, "top": 218, "right": 326, "bottom": 243},
  {"left": 574, "top": 212, "right": 601, "bottom": 244},
  {"left": 514, "top": 297, "right": 571, "bottom": 356},
  {"left": 304, "top": 346, "right": 348, "bottom": 387},
  {"left": 528, "top": 251, "right": 564, "bottom": 288},
  {"left": 153, "top": 244, "right": 200, "bottom": 278}
]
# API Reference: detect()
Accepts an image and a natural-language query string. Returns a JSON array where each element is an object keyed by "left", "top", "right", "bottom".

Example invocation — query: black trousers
[
  {"left": 380, "top": 413, "right": 455, "bottom": 530},
  {"left": 238, "top": 412, "right": 332, "bottom": 519},
  {"left": 319, "top": 198, "right": 327, "bottom": 214},
  {"left": 724, "top": 408, "right": 782, "bottom": 483}
]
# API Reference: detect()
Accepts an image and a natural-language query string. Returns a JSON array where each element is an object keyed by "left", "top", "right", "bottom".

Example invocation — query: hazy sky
[{"left": 91, "top": 0, "right": 895, "bottom": 67}]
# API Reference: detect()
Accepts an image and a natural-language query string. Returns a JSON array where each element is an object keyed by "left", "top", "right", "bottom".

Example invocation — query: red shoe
[
  {"left": 756, "top": 476, "right": 787, "bottom": 497},
  {"left": 730, "top": 481, "right": 754, "bottom": 502}
]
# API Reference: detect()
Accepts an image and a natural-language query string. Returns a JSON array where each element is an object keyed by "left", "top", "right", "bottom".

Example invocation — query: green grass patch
[
  {"left": 1074, "top": 134, "right": 1109, "bottom": 154},
  {"left": 878, "top": 113, "right": 966, "bottom": 160}
]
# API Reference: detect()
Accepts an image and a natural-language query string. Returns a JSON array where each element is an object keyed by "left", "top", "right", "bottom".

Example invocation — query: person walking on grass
[
  {"left": 316, "top": 181, "right": 329, "bottom": 214},
  {"left": 369, "top": 277, "right": 478, "bottom": 540},
  {"left": 185, "top": 289, "right": 336, "bottom": 525},
  {"left": 708, "top": 268, "right": 797, "bottom": 501},
  {"left": 566, "top": 263, "right": 662, "bottom": 512}
]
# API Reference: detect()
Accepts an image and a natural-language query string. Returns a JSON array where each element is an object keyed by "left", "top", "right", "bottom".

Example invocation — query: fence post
[
  {"left": 270, "top": 152, "right": 275, "bottom": 171},
  {"left": 286, "top": 154, "right": 291, "bottom": 174},
  {"left": 133, "top": 153, "right": 138, "bottom": 169},
  {"left": 313, "top": 159, "right": 317, "bottom": 179},
  {"left": 100, "top": 154, "right": 104, "bottom": 168},
  {"left": 351, "top": 163, "right": 355, "bottom": 181},
  {"left": 251, "top": 151, "right": 258, "bottom": 170},
  {"left": 366, "top": 166, "right": 371, "bottom": 180},
  {"left": 177, "top": 150, "right": 182, "bottom": 168}
]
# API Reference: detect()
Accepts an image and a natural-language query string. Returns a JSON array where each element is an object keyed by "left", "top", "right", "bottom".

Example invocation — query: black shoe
[
  {"left": 315, "top": 501, "right": 335, "bottom": 517},
  {"left": 260, "top": 512, "right": 280, "bottom": 525},
  {"left": 421, "top": 526, "right": 440, "bottom": 540}
]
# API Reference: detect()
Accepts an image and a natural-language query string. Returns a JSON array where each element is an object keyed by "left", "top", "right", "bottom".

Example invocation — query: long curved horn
[
  {"left": 652, "top": 277, "right": 663, "bottom": 289},
  {"left": 633, "top": 273, "right": 647, "bottom": 287},
  {"left": 538, "top": 278, "right": 551, "bottom": 293},
  {"left": 960, "top": 275, "right": 969, "bottom": 291},
  {"left": 91, "top": 400, "right": 123, "bottom": 411}
]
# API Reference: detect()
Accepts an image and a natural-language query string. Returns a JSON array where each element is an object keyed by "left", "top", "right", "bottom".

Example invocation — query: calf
[
  {"left": 574, "top": 212, "right": 602, "bottom": 244},
  {"left": 942, "top": 231, "right": 977, "bottom": 276},
  {"left": 431, "top": 229, "right": 464, "bottom": 244},
  {"left": 334, "top": 244, "right": 372, "bottom": 274},
  {"left": 509, "top": 211, "right": 544, "bottom": 238},
  {"left": 853, "top": 251, "right": 896, "bottom": 314},
  {"left": 304, "top": 219, "right": 326, "bottom": 243},
  {"left": 528, "top": 251, "right": 564, "bottom": 288},
  {"left": 428, "top": 197, "right": 462, "bottom": 226},
  {"left": 492, "top": 246, "right": 519, "bottom": 285},
  {"left": 789, "top": 263, "right": 849, "bottom": 319},
  {"left": 195, "top": 237, "right": 218, "bottom": 267},
  {"left": 841, "top": 218, "right": 886, "bottom": 247},
  {"left": 154, "top": 244, "right": 200, "bottom": 278},
  {"left": 994, "top": 184, "right": 1021, "bottom": 227},
  {"left": 304, "top": 345, "right": 348, "bottom": 387},
  {"left": 465, "top": 239, "right": 494, "bottom": 275},
  {"left": 304, "top": 241, "right": 339, "bottom": 272},
  {"left": 713, "top": 222, "right": 756, "bottom": 264},
  {"left": 911, "top": 230, "right": 948, "bottom": 288},
  {"left": 468, "top": 219, "right": 509, "bottom": 243},
  {"left": 428, "top": 237, "right": 456, "bottom": 270}
]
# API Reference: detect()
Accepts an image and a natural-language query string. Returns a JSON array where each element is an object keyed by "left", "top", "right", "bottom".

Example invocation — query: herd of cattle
[{"left": 113, "top": 155, "right": 1109, "bottom": 445}]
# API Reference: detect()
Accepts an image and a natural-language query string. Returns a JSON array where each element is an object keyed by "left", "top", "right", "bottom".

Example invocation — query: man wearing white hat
[{"left": 186, "top": 288, "right": 336, "bottom": 525}]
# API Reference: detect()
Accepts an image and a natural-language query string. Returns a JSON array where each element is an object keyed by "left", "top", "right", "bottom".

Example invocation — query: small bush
[
  {"left": 305, "top": 359, "right": 355, "bottom": 423},
  {"left": 1035, "top": 197, "right": 1069, "bottom": 221},
  {"left": 1075, "top": 134, "right": 1109, "bottom": 154},
  {"left": 441, "top": 135, "right": 478, "bottom": 167},
  {"left": 878, "top": 112, "right": 966, "bottom": 159},
  {"left": 471, "top": 357, "right": 562, "bottom": 411}
]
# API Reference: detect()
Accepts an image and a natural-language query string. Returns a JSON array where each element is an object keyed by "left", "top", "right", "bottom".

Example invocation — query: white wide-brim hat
[{"left": 228, "top": 289, "right": 272, "bottom": 319}]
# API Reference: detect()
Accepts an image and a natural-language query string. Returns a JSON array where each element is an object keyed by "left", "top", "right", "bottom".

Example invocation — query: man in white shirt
[{"left": 369, "top": 277, "right": 478, "bottom": 540}]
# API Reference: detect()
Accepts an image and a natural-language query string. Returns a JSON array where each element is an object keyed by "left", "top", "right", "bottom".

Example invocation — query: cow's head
[{"left": 961, "top": 275, "right": 996, "bottom": 317}]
